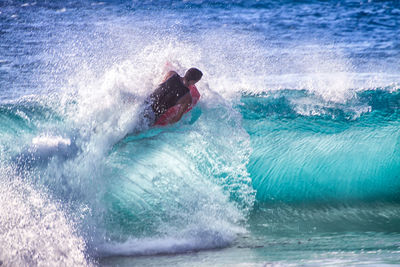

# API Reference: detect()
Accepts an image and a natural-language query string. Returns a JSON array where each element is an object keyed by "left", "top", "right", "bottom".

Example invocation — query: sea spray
[{"left": 0, "top": 168, "right": 90, "bottom": 266}]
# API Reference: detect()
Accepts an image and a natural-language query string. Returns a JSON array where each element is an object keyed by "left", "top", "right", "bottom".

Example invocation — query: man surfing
[{"left": 148, "top": 67, "right": 203, "bottom": 126}]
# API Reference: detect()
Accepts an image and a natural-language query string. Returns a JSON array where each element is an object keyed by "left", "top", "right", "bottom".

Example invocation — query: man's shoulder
[
  {"left": 166, "top": 72, "right": 181, "bottom": 82},
  {"left": 164, "top": 71, "right": 179, "bottom": 82},
  {"left": 165, "top": 73, "right": 185, "bottom": 87}
]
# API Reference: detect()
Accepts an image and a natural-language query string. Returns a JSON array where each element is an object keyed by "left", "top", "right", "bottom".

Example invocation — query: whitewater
[{"left": 0, "top": 0, "right": 399, "bottom": 266}]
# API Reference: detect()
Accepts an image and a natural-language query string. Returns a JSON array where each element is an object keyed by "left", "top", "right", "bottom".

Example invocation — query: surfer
[{"left": 148, "top": 67, "right": 203, "bottom": 126}]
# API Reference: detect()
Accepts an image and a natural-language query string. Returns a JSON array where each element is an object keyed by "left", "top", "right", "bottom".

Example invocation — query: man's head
[{"left": 184, "top": 68, "right": 203, "bottom": 85}]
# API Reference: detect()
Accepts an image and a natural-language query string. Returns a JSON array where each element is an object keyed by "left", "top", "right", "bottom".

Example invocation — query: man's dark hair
[{"left": 184, "top": 68, "right": 203, "bottom": 82}]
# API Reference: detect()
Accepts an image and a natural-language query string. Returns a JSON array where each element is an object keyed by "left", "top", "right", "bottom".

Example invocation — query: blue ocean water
[{"left": 1, "top": 0, "right": 400, "bottom": 265}]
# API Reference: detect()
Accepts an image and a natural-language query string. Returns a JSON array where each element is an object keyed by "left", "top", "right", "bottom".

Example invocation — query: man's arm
[{"left": 168, "top": 92, "right": 192, "bottom": 124}]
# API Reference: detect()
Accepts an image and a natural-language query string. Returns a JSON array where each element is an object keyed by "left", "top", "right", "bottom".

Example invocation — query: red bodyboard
[{"left": 154, "top": 85, "right": 200, "bottom": 126}]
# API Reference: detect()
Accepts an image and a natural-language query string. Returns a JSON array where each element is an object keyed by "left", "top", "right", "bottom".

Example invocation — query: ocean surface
[{"left": 1, "top": 0, "right": 400, "bottom": 266}]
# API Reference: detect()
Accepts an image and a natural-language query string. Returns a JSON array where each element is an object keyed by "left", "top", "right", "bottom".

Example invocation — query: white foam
[
  {"left": 24, "top": 135, "right": 78, "bottom": 163},
  {"left": 99, "top": 225, "right": 244, "bottom": 257},
  {"left": 0, "top": 169, "right": 90, "bottom": 266},
  {"left": 56, "top": 8, "right": 67, "bottom": 13},
  {"left": 32, "top": 135, "right": 71, "bottom": 148},
  {"left": 99, "top": 236, "right": 224, "bottom": 257}
]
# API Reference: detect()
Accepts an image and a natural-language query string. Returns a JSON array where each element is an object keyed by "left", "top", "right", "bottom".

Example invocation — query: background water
[{"left": 0, "top": 0, "right": 400, "bottom": 266}]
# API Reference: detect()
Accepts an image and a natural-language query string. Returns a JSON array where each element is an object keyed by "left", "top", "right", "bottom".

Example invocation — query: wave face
[
  {"left": 241, "top": 88, "right": 400, "bottom": 203},
  {"left": 1, "top": 0, "right": 400, "bottom": 265}
]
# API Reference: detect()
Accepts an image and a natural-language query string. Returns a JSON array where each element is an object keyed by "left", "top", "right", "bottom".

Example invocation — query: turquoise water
[{"left": 1, "top": 0, "right": 400, "bottom": 266}]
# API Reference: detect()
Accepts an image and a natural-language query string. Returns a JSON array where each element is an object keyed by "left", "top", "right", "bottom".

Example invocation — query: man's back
[{"left": 149, "top": 73, "right": 189, "bottom": 120}]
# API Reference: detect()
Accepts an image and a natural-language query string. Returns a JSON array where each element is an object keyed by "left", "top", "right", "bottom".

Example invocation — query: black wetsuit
[{"left": 149, "top": 74, "right": 190, "bottom": 121}]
